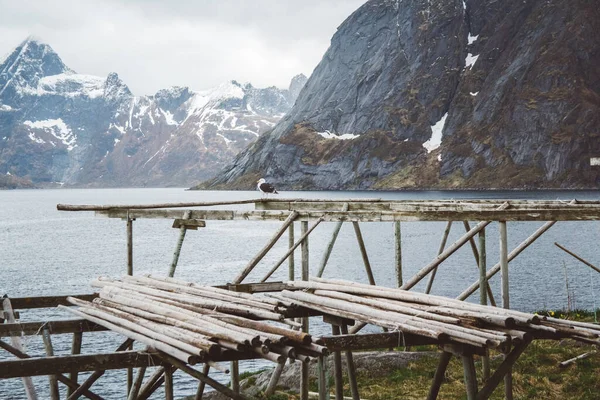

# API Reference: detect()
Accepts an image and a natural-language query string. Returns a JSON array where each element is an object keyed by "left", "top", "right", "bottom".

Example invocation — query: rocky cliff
[
  {"left": 0, "top": 38, "right": 306, "bottom": 187},
  {"left": 201, "top": 0, "right": 600, "bottom": 190}
]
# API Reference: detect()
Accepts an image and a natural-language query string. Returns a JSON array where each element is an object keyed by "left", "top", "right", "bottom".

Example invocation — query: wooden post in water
[
  {"left": 168, "top": 210, "right": 192, "bottom": 278},
  {"left": 2, "top": 297, "right": 38, "bottom": 400},
  {"left": 426, "top": 221, "right": 453, "bottom": 294},
  {"left": 395, "top": 222, "right": 403, "bottom": 287},
  {"left": 165, "top": 366, "right": 174, "bottom": 400},
  {"left": 289, "top": 224, "right": 295, "bottom": 281},
  {"left": 67, "top": 331, "right": 83, "bottom": 397},
  {"left": 42, "top": 327, "right": 59, "bottom": 400},
  {"left": 499, "top": 221, "right": 512, "bottom": 400},
  {"left": 479, "top": 228, "right": 490, "bottom": 381},
  {"left": 301, "top": 221, "right": 310, "bottom": 400},
  {"left": 332, "top": 325, "right": 344, "bottom": 400}
]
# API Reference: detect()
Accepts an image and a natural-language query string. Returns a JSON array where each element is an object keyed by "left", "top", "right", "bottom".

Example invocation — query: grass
[{"left": 260, "top": 310, "right": 599, "bottom": 400}]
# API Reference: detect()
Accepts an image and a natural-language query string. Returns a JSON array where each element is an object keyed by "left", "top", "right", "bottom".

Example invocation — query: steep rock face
[
  {"left": 203, "top": 0, "right": 600, "bottom": 190},
  {"left": 0, "top": 38, "right": 305, "bottom": 187}
]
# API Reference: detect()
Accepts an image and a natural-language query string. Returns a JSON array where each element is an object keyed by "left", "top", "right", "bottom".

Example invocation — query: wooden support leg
[
  {"left": 265, "top": 359, "right": 286, "bottom": 396},
  {"left": 476, "top": 340, "right": 531, "bottom": 400},
  {"left": 0, "top": 339, "right": 102, "bottom": 400},
  {"left": 301, "top": 221, "right": 310, "bottom": 400},
  {"left": 68, "top": 331, "right": 83, "bottom": 397},
  {"left": 462, "top": 355, "right": 478, "bottom": 400},
  {"left": 233, "top": 211, "right": 299, "bottom": 283},
  {"left": 127, "top": 366, "right": 147, "bottom": 400},
  {"left": 68, "top": 339, "right": 134, "bottom": 400},
  {"left": 2, "top": 297, "right": 38, "bottom": 400},
  {"left": 464, "top": 221, "right": 496, "bottom": 306},
  {"left": 317, "top": 203, "right": 349, "bottom": 278},
  {"left": 231, "top": 360, "right": 240, "bottom": 394},
  {"left": 352, "top": 222, "right": 375, "bottom": 285},
  {"left": 42, "top": 327, "right": 60, "bottom": 400},
  {"left": 425, "top": 221, "right": 453, "bottom": 294},
  {"left": 340, "top": 324, "right": 359, "bottom": 400},
  {"left": 395, "top": 221, "right": 403, "bottom": 287},
  {"left": 165, "top": 365, "right": 174, "bottom": 400},
  {"left": 136, "top": 367, "right": 165, "bottom": 400},
  {"left": 127, "top": 216, "right": 134, "bottom": 275},
  {"left": 427, "top": 351, "right": 452, "bottom": 400},
  {"left": 499, "top": 221, "right": 512, "bottom": 400},
  {"left": 289, "top": 224, "right": 295, "bottom": 281},
  {"left": 332, "top": 325, "right": 343, "bottom": 400},
  {"left": 479, "top": 229, "right": 490, "bottom": 381},
  {"left": 168, "top": 210, "right": 191, "bottom": 277},
  {"left": 195, "top": 364, "right": 210, "bottom": 400}
]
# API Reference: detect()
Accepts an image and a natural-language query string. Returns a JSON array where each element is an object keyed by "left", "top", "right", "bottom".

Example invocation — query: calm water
[{"left": 1, "top": 188, "right": 600, "bottom": 398}]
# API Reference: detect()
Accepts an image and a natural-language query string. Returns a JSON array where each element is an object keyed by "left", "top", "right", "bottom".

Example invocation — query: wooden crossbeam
[
  {"left": 319, "top": 331, "right": 438, "bottom": 351},
  {"left": 9, "top": 294, "right": 98, "bottom": 310},
  {"left": 172, "top": 219, "right": 206, "bottom": 229},
  {"left": 97, "top": 208, "right": 600, "bottom": 222},
  {"left": 0, "top": 319, "right": 106, "bottom": 337},
  {"left": 0, "top": 351, "right": 163, "bottom": 379}
]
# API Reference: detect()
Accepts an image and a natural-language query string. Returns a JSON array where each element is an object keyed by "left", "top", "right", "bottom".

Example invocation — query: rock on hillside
[
  {"left": 201, "top": 0, "right": 600, "bottom": 190},
  {"left": 0, "top": 37, "right": 307, "bottom": 187}
]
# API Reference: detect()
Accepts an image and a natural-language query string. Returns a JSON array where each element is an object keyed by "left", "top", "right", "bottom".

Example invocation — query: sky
[{"left": 0, "top": 0, "right": 366, "bottom": 95}]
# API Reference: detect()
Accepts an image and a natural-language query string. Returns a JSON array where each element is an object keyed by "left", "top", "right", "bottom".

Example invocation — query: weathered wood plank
[
  {"left": 0, "top": 351, "right": 162, "bottom": 379},
  {"left": 319, "top": 332, "right": 439, "bottom": 351},
  {"left": 9, "top": 294, "right": 98, "bottom": 310},
  {"left": 0, "top": 319, "right": 107, "bottom": 336},
  {"left": 172, "top": 219, "right": 206, "bottom": 229}
]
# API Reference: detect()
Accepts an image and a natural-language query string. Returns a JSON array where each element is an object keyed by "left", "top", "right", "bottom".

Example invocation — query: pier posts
[
  {"left": 300, "top": 221, "right": 310, "bottom": 400},
  {"left": 479, "top": 228, "right": 490, "bottom": 381},
  {"left": 395, "top": 222, "right": 403, "bottom": 287},
  {"left": 499, "top": 221, "right": 512, "bottom": 400}
]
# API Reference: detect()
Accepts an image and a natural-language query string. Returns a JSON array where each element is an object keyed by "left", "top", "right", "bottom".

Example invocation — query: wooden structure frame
[{"left": 2, "top": 198, "right": 599, "bottom": 399}]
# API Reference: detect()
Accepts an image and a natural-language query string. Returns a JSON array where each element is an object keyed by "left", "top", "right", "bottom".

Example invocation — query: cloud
[{"left": 0, "top": 0, "right": 365, "bottom": 95}]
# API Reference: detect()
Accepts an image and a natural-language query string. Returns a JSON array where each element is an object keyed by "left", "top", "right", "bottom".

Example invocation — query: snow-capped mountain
[{"left": 0, "top": 37, "right": 306, "bottom": 187}]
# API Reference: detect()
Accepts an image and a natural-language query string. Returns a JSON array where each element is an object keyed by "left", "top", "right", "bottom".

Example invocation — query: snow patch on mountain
[
  {"left": 23, "top": 118, "right": 77, "bottom": 150},
  {"left": 38, "top": 74, "right": 104, "bottom": 98},
  {"left": 423, "top": 113, "right": 448, "bottom": 153},
  {"left": 316, "top": 131, "right": 359, "bottom": 140}
]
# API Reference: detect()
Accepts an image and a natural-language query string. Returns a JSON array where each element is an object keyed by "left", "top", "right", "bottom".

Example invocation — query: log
[
  {"left": 395, "top": 221, "right": 402, "bottom": 287},
  {"left": 127, "top": 366, "right": 147, "bottom": 400},
  {"left": 317, "top": 203, "right": 349, "bottom": 278},
  {"left": 559, "top": 351, "right": 596, "bottom": 368},
  {"left": 555, "top": 242, "right": 600, "bottom": 274},
  {"left": 195, "top": 364, "right": 210, "bottom": 400},
  {"left": 427, "top": 351, "right": 452, "bottom": 400},
  {"left": 42, "top": 328, "right": 60, "bottom": 400},
  {"left": 68, "top": 331, "right": 83, "bottom": 397},
  {"left": 352, "top": 222, "right": 375, "bottom": 285},
  {"left": 425, "top": 221, "right": 453, "bottom": 294}
]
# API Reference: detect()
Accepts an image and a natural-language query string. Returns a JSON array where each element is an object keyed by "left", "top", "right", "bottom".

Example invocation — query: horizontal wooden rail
[
  {"left": 0, "top": 351, "right": 164, "bottom": 379},
  {"left": 0, "top": 319, "right": 106, "bottom": 337},
  {"left": 319, "top": 332, "right": 439, "bottom": 351},
  {"left": 9, "top": 294, "right": 98, "bottom": 310}
]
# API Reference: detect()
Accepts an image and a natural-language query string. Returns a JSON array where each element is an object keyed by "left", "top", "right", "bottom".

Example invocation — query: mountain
[
  {"left": 201, "top": 0, "right": 600, "bottom": 190},
  {"left": 0, "top": 37, "right": 307, "bottom": 187}
]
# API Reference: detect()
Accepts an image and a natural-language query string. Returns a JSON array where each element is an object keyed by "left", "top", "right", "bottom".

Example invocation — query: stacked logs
[
  {"left": 279, "top": 278, "right": 600, "bottom": 351},
  {"left": 60, "top": 275, "right": 325, "bottom": 367}
]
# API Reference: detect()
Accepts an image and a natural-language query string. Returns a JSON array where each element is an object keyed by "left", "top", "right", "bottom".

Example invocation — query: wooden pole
[
  {"left": 317, "top": 203, "right": 349, "bottom": 277},
  {"left": 427, "top": 351, "right": 452, "bottom": 400},
  {"left": 233, "top": 211, "right": 299, "bottom": 284},
  {"left": 2, "top": 297, "right": 38, "bottom": 400},
  {"left": 462, "top": 355, "right": 477, "bottom": 400},
  {"left": 499, "top": 221, "right": 512, "bottom": 400},
  {"left": 554, "top": 242, "right": 600, "bottom": 274},
  {"left": 136, "top": 367, "right": 165, "bottom": 400},
  {"left": 479, "top": 229, "right": 490, "bottom": 382},
  {"left": 231, "top": 360, "right": 240, "bottom": 394},
  {"left": 195, "top": 364, "right": 210, "bottom": 400},
  {"left": 41, "top": 328, "right": 59, "bottom": 400},
  {"left": 395, "top": 221, "right": 402, "bottom": 287},
  {"left": 126, "top": 215, "right": 134, "bottom": 400},
  {"left": 289, "top": 224, "right": 295, "bottom": 281},
  {"left": 301, "top": 220, "right": 310, "bottom": 400},
  {"left": 68, "top": 331, "right": 83, "bottom": 397},
  {"left": 318, "top": 355, "right": 329, "bottom": 400},
  {"left": 265, "top": 359, "right": 287, "bottom": 396},
  {"left": 465, "top": 221, "right": 496, "bottom": 306},
  {"left": 352, "top": 222, "right": 375, "bottom": 285},
  {"left": 425, "top": 221, "right": 453, "bottom": 294},
  {"left": 402, "top": 219, "right": 497, "bottom": 290},
  {"left": 340, "top": 324, "right": 360, "bottom": 400},
  {"left": 165, "top": 366, "right": 174, "bottom": 400},
  {"left": 127, "top": 366, "right": 147, "bottom": 400},
  {"left": 169, "top": 210, "right": 192, "bottom": 277},
  {"left": 332, "top": 325, "right": 343, "bottom": 400},
  {"left": 261, "top": 218, "right": 323, "bottom": 282},
  {"left": 458, "top": 220, "right": 556, "bottom": 300}
]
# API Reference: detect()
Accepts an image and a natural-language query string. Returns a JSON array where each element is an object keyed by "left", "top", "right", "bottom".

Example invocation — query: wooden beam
[
  {"left": 395, "top": 221, "right": 402, "bottom": 287},
  {"left": 0, "top": 319, "right": 107, "bottom": 336},
  {"left": 462, "top": 355, "right": 478, "bottom": 400},
  {"left": 301, "top": 220, "right": 310, "bottom": 400},
  {"left": 42, "top": 328, "right": 60, "bottom": 400},
  {"left": 331, "top": 325, "right": 344, "bottom": 400},
  {"left": 168, "top": 209, "right": 192, "bottom": 277},
  {"left": 319, "top": 332, "right": 439, "bottom": 351},
  {"left": 425, "top": 221, "right": 453, "bottom": 294},
  {"left": 555, "top": 242, "right": 600, "bottom": 274},
  {"left": 0, "top": 351, "right": 162, "bottom": 379},
  {"left": 352, "top": 222, "right": 375, "bottom": 285},
  {"left": 127, "top": 216, "right": 133, "bottom": 276},
  {"left": 427, "top": 352, "right": 452, "bottom": 400},
  {"left": 68, "top": 332, "right": 83, "bottom": 397},
  {"left": 340, "top": 324, "right": 360, "bottom": 400},
  {"left": 9, "top": 294, "right": 98, "bottom": 310},
  {"left": 317, "top": 203, "right": 349, "bottom": 278},
  {"left": 476, "top": 340, "right": 531, "bottom": 400}
]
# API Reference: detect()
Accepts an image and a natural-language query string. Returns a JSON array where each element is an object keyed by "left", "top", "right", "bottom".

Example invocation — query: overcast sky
[{"left": 0, "top": 0, "right": 365, "bottom": 95}]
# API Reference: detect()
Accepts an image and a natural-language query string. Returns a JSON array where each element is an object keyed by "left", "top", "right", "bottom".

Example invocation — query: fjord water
[{"left": 1, "top": 188, "right": 600, "bottom": 399}]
